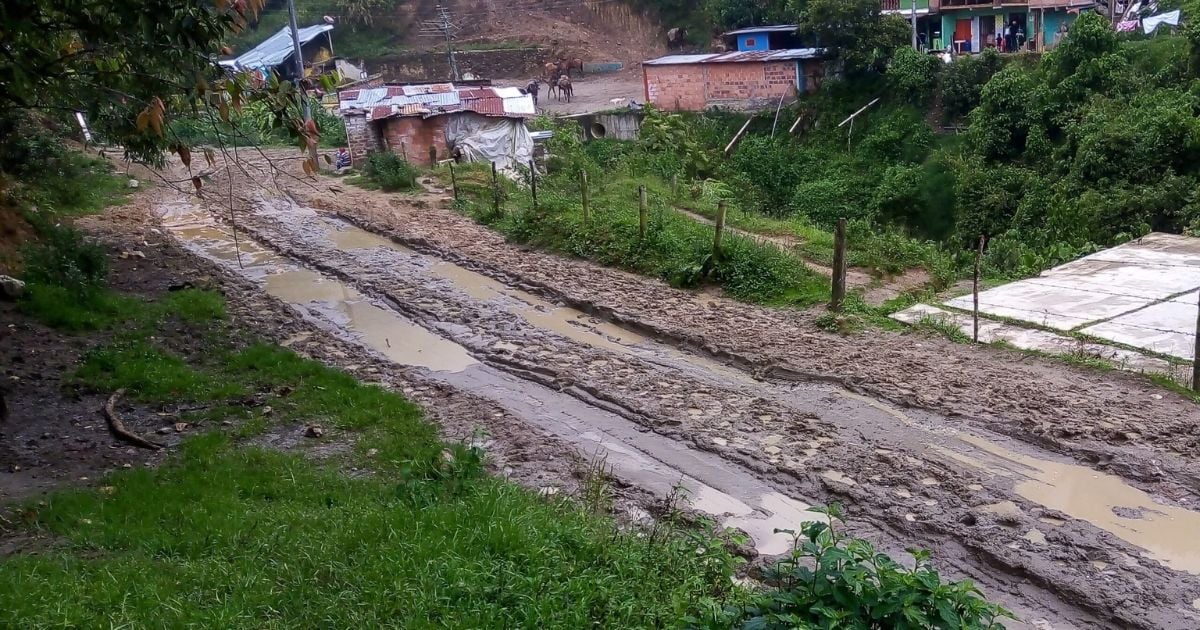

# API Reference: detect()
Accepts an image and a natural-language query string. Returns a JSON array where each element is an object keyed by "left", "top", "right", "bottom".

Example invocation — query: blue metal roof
[
  {"left": 230, "top": 24, "right": 333, "bottom": 70},
  {"left": 723, "top": 24, "right": 799, "bottom": 36}
]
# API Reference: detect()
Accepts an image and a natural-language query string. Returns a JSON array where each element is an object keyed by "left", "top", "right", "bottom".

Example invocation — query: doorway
[
  {"left": 980, "top": 17, "right": 996, "bottom": 49},
  {"left": 1007, "top": 12, "right": 1028, "bottom": 51},
  {"left": 954, "top": 19, "right": 972, "bottom": 53}
]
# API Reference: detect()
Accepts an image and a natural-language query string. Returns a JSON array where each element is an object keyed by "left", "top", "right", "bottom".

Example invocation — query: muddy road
[{"left": 143, "top": 153, "right": 1200, "bottom": 629}]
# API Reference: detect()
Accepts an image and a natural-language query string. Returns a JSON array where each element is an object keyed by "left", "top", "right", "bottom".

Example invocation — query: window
[{"left": 744, "top": 38, "right": 757, "bottom": 47}]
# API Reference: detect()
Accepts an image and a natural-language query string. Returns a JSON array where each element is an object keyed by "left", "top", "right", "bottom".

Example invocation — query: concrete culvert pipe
[{"left": 590, "top": 122, "right": 607, "bottom": 139}]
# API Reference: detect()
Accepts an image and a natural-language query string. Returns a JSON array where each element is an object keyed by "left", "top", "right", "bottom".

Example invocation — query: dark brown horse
[{"left": 556, "top": 74, "right": 573, "bottom": 103}]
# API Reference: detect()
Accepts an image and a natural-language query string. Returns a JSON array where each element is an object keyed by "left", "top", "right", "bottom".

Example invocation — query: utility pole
[
  {"left": 286, "top": 0, "right": 319, "bottom": 169},
  {"left": 911, "top": 0, "right": 919, "bottom": 50},
  {"left": 420, "top": 4, "right": 461, "bottom": 81}
]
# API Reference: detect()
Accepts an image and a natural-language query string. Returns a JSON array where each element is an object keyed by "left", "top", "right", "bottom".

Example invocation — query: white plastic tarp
[{"left": 445, "top": 113, "right": 533, "bottom": 174}]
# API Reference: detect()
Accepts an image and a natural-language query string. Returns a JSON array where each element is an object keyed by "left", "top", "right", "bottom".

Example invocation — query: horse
[
  {"left": 543, "top": 61, "right": 560, "bottom": 83},
  {"left": 545, "top": 76, "right": 559, "bottom": 102},
  {"left": 556, "top": 74, "right": 573, "bottom": 103}
]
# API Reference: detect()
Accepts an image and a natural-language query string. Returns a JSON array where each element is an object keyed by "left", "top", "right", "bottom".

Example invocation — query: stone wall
[{"left": 343, "top": 112, "right": 383, "bottom": 166}]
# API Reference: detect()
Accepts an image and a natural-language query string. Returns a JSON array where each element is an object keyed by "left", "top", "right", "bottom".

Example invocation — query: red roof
[
  {"left": 339, "top": 90, "right": 360, "bottom": 101},
  {"left": 386, "top": 86, "right": 406, "bottom": 97},
  {"left": 370, "top": 106, "right": 392, "bottom": 120},
  {"left": 459, "top": 97, "right": 507, "bottom": 117}
]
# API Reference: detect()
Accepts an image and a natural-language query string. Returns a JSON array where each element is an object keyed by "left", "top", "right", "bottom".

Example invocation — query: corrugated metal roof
[
  {"left": 644, "top": 48, "right": 825, "bottom": 66},
  {"left": 724, "top": 24, "right": 799, "bottom": 36},
  {"left": 342, "top": 83, "right": 534, "bottom": 119},
  {"left": 230, "top": 25, "right": 333, "bottom": 70}
]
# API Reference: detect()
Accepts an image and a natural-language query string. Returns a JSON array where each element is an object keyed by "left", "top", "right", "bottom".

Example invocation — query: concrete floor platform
[{"left": 943, "top": 233, "right": 1200, "bottom": 361}]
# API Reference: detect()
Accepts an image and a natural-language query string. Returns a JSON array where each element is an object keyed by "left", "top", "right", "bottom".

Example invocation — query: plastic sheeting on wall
[{"left": 445, "top": 113, "right": 533, "bottom": 174}]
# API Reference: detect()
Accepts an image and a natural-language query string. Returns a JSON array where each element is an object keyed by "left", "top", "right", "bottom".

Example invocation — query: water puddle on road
[
  {"left": 323, "top": 221, "right": 757, "bottom": 385},
  {"left": 264, "top": 270, "right": 477, "bottom": 373},
  {"left": 954, "top": 433, "right": 1200, "bottom": 575}
]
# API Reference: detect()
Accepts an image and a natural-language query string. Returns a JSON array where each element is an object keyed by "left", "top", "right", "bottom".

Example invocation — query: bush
[
  {"left": 940, "top": 48, "right": 1003, "bottom": 121},
  {"left": 704, "top": 504, "right": 1012, "bottom": 629},
  {"left": 21, "top": 220, "right": 110, "bottom": 295},
  {"left": 363, "top": 152, "right": 419, "bottom": 191},
  {"left": 888, "top": 46, "right": 941, "bottom": 104}
]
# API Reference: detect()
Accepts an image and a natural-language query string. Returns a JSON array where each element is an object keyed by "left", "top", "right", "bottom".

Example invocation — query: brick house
[
  {"left": 642, "top": 49, "right": 828, "bottom": 112},
  {"left": 339, "top": 83, "right": 536, "bottom": 169}
]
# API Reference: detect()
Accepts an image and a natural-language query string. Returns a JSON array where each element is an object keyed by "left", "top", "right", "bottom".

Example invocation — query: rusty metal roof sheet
[
  {"left": 644, "top": 48, "right": 825, "bottom": 65},
  {"left": 341, "top": 83, "right": 534, "bottom": 119}
]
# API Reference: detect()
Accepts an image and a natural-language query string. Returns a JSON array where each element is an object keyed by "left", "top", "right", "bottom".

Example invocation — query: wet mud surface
[{"left": 137, "top": 154, "right": 1200, "bottom": 629}]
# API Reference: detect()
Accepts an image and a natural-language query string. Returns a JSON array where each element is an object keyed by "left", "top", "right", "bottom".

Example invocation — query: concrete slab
[
  {"left": 1081, "top": 292, "right": 1198, "bottom": 360},
  {"left": 943, "top": 233, "right": 1200, "bottom": 357},
  {"left": 944, "top": 282, "right": 1150, "bottom": 331},
  {"left": 892, "top": 304, "right": 1181, "bottom": 382}
]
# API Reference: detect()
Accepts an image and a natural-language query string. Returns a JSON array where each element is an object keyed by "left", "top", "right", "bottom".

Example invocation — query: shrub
[
  {"left": 363, "top": 152, "right": 419, "bottom": 191},
  {"left": 704, "top": 504, "right": 1012, "bottom": 629},
  {"left": 888, "top": 46, "right": 941, "bottom": 104},
  {"left": 940, "top": 48, "right": 1003, "bottom": 120},
  {"left": 21, "top": 220, "right": 110, "bottom": 295}
]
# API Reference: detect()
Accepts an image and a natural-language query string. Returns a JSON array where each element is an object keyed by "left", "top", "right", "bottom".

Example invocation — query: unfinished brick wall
[
  {"left": 644, "top": 60, "right": 810, "bottom": 111},
  {"left": 343, "top": 112, "right": 382, "bottom": 166},
  {"left": 644, "top": 65, "right": 707, "bottom": 111},
  {"left": 381, "top": 116, "right": 449, "bottom": 166}
]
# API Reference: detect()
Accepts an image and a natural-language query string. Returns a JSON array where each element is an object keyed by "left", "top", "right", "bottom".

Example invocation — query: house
[
  {"left": 881, "top": 0, "right": 940, "bottom": 50},
  {"left": 338, "top": 83, "right": 537, "bottom": 170},
  {"left": 222, "top": 24, "right": 336, "bottom": 82},
  {"left": 937, "top": 0, "right": 1096, "bottom": 54},
  {"left": 642, "top": 50, "right": 827, "bottom": 112},
  {"left": 643, "top": 24, "right": 829, "bottom": 112}
]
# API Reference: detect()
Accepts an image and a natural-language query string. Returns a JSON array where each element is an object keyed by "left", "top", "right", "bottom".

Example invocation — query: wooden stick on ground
[{"left": 103, "top": 389, "right": 165, "bottom": 450}]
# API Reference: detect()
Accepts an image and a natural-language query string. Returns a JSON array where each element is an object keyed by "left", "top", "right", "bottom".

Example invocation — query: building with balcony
[{"left": 938, "top": 0, "right": 1096, "bottom": 54}]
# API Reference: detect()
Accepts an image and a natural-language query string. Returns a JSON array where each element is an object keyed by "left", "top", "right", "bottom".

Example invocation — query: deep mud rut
[{"left": 129, "top": 153, "right": 1200, "bottom": 629}]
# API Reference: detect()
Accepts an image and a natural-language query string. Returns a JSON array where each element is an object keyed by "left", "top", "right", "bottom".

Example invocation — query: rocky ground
[{"left": 5, "top": 153, "right": 1200, "bottom": 629}]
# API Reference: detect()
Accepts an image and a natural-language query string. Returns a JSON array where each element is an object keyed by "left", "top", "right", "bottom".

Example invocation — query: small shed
[
  {"left": 723, "top": 24, "right": 803, "bottom": 52},
  {"left": 642, "top": 49, "right": 828, "bottom": 112},
  {"left": 222, "top": 24, "right": 335, "bottom": 82},
  {"left": 338, "top": 83, "right": 537, "bottom": 170}
]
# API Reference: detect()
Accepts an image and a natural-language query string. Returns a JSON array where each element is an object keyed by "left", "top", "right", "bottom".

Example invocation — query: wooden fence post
[
  {"left": 530, "top": 160, "right": 538, "bottom": 210},
  {"left": 830, "top": 218, "right": 847, "bottom": 312},
  {"left": 449, "top": 162, "right": 459, "bottom": 202},
  {"left": 428, "top": 145, "right": 437, "bottom": 165},
  {"left": 974, "top": 234, "right": 984, "bottom": 343},
  {"left": 491, "top": 162, "right": 500, "bottom": 216},
  {"left": 670, "top": 173, "right": 679, "bottom": 202},
  {"left": 713, "top": 201, "right": 727, "bottom": 257},
  {"left": 638, "top": 185, "right": 648, "bottom": 239},
  {"left": 581, "top": 170, "right": 590, "bottom": 221},
  {"left": 1193, "top": 289, "right": 1200, "bottom": 392}
]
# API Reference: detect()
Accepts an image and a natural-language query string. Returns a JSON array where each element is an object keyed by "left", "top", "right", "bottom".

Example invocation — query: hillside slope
[{"left": 233, "top": 0, "right": 664, "bottom": 66}]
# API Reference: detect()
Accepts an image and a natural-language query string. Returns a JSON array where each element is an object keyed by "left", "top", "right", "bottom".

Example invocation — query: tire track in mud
[
  {"left": 173, "top": 187, "right": 1200, "bottom": 629},
  {"left": 295, "top": 181, "right": 1200, "bottom": 475}
]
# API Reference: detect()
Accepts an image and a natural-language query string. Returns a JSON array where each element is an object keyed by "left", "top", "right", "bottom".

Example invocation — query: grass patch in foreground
[{"left": 0, "top": 434, "right": 734, "bottom": 628}]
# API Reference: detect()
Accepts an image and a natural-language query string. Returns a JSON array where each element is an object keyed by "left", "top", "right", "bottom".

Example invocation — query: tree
[
  {"left": 0, "top": 0, "right": 317, "bottom": 173},
  {"left": 704, "top": 0, "right": 791, "bottom": 32},
  {"left": 793, "top": 0, "right": 909, "bottom": 75}
]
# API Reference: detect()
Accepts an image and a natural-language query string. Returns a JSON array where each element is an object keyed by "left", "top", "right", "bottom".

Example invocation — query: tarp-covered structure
[
  {"left": 338, "top": 83, "right": 536, "bottom": 171},
  {"left": 221, "top": 24, "right": 334, "bottom": 80}
]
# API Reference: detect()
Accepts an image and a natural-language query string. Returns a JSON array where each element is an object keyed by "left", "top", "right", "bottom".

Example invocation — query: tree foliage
[
  {"left": 0, "top": 0, "right": 320, "bottom": 173},
  {"left": 795, "top": 0, "right": 910, "bottom": 74}
]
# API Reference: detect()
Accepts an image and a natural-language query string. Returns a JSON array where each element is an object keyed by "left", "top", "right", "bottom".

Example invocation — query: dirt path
[
  {"left": 498, "top": 72, "right": 647, "bottom": 115},
  {"left": 97, "top": 153, "right": 1199, "bottom": 628}
]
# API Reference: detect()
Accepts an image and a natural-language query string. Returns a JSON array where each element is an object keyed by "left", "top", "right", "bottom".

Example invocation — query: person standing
[
  {"left": 1016, "top": 23, "right": 1026, "bottom": 50},
  {"left": 1002, "top": 21, "right": 1012, "bottom": 52}
]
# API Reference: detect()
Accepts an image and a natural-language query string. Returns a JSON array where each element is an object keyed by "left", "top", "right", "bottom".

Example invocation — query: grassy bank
[
  {"left": 3, "top": 258, "right": 742, "bottom": 627},
  {"left": 442, "top": 161, "right": 832, "bottom": 307}
]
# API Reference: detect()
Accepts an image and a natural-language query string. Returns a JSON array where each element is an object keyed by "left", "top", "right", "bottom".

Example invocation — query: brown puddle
[
  {"left": 324, "top": 222, "right": 757, "bottom": 384},
  {"left": 957, "top": 433, "right": 1200, "bottom": 575},
  {"left": 264, "top": 270, "right": 477, "bottom": 373}
]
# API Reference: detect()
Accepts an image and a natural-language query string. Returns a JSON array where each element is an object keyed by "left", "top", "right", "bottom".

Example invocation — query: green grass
[
  {"left": 441, "top": 164, "right": 832, "bottom": 307},
  {"left": 18, "top": 284, "right": 141, "bottom": 331},
  {"left": 0, "top": 434, "right": 735, "bottom": 628},
  {"left": 6, "top": 275, "right": 743, "bottom": 627}
]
